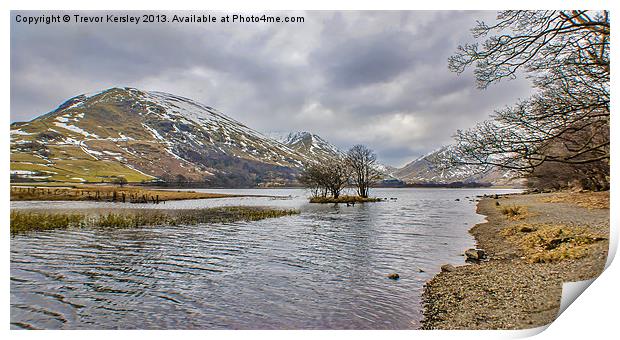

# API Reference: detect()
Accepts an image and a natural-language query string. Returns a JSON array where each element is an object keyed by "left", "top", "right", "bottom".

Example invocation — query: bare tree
[
  {"left": 346, "top": 145, "right": 381, "bottom": 198},
  {"left": 449, "top": 11, "right": 609, "bottom": 89},
  {"left": 300, "top": 157, "right": 350, "bottom": 198},
  {"left": 447, "top": 10, "right": 609, "bottom": 189},
  {"left": 299, "top": 164, "right": 326, "bottom": 197}
]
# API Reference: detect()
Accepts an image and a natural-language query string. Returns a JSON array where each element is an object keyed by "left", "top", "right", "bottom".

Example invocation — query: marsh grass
[
  {"left": 10, "top": 211, "right": 86, "bottom": 234},
  {"left": 501, "top": 223, "right": 607, "bottom": 263},
  {"left": 10, "top": 207, "right": 299, "bottom": 234},
  {"left": 309, "top": 195, "right": 383, "bottom": 204}
]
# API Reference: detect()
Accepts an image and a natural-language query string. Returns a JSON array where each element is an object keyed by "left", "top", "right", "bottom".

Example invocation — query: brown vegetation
[
  {"left": 539, "top": 190, "right": 609, "bottom": 209},
  {"left": 499, "top": 205, "right": 529, "bottom": 220},
  {"left": 10, "top": 184, "right": 257, "bottom": 203},
  {"left": 501, "top": 223, "right": 607, "bottom": 263}
]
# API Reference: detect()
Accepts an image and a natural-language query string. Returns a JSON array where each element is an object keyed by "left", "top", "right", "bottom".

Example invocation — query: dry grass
[
  {"left": 501, "top": 223, "right": 607, "bottom": 263},
  {"left": 499, "top": 205, "right": 529, "bottom": 220},
  {"left": 10, "top": 184, "right": 256, "bottom": 202},
  {"left": 539, "top": 191, "right": 609, "bottom": 209},
  {"left": 10, "top": 207, "right": 299, "bottom": 234},
  {"left": 309, "top": 195, "right": 383, "bottom": 204}
]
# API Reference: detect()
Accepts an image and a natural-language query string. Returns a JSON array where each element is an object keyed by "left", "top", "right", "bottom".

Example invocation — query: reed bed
[{"left": 10, "top": 207, "right": 299, "bottom": 234}]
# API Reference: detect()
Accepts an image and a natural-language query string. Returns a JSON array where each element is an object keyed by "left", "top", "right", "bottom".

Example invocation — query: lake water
[{"left": 10, "top": 188, "right": 520, "bottom": 329}]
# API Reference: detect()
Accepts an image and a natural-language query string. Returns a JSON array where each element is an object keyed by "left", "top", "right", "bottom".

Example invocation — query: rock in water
[
  {"left": 441, "top": 264, "right": 456, "bottom": 272},
  {"left": 464, "top": 248, "right": 486, "bottom": 261},
  {"left": 387, "top": 273, "right": 400, "bottom": 280}
]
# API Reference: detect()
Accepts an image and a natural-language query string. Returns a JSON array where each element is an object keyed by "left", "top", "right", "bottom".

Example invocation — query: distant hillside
[{"left": 394, "top": 146, "right": 522, "bottom": 186}]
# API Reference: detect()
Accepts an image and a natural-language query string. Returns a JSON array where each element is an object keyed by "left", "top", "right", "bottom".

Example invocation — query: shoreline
[{"left": 421, "top": 191, "right": 609, "bottom": 330}]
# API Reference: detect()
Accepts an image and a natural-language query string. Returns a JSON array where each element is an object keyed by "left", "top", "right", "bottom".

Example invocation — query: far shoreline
[
  {"left": 9, "top": 183, "right": 286, "bottom": 203},
  {"left": 10, "top": 183, "right": 524, "bottom": 203}
]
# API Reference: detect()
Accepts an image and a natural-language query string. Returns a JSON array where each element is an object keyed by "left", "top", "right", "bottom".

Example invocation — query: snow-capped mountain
[
  {"left": 276, "top": 131, "right": 343, "bottom": 162},
  {"left": 10, "top": 87, "right": 315, "bottom": 186},
  {"left": 374, "top": 163, "right": 399, "bottom": 178},
  {"left": 394, "top": 145, "right": 519, "bottom": 185}
]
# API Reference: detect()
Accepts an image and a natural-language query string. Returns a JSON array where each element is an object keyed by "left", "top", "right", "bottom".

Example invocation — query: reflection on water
[{"left": 11, "top": 188, "right": 520, "bottom": 329}]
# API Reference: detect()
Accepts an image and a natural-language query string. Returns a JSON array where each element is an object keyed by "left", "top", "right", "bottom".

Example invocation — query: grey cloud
[
  {"left": 11, "top": 10, "right": 534, "bottom": 167},
  {"left": 312, "top": 31, "right": 415, "bottom": 88}
]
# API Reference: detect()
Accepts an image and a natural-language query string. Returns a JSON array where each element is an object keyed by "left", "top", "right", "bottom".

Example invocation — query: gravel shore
[{"left": 421, "top": 191, "right": 610, "bottom": 330}]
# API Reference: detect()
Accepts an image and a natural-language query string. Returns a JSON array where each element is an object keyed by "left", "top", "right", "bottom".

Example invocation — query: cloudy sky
[{"left": 11, "top": 10, "right": 534, "bottom": 167}]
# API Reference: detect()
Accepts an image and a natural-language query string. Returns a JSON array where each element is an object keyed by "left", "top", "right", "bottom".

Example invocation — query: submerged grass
[
  {"left": 500, "top": 223, "right": 607, "bottom": 263},
  {"left": 309, "top": 195, "right": 383, "bottom": 204},
  {"left": 10, "top": 207, "right": 299, "bottom": 235}
]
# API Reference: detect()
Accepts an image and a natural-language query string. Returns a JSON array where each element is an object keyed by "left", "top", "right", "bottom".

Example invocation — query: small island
[{"left": 300, "top": 145, "right": 384, "bottom": 204}]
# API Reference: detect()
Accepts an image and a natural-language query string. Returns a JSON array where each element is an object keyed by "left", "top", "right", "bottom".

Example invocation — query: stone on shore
[
  {"left": 464, "top": 248, "right": 486, "bottom": 261},
  {"left": 441, "top": 264, "right": 456, "bottom": 272}
]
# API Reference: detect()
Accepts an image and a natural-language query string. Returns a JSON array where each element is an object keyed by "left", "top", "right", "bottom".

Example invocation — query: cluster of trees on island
[
  {"left": 299, "top": 144, "right": 382, "bottom": 199},
  {"left": 448, "top": 10, "right": 609, "bottom": 191}
]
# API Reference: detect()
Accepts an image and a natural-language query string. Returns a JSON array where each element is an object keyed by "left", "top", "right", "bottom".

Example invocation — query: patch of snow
[
  {"left": 83, "top": 149, "right": 103, "bottom": 156},
  {"left": 164, "top": 148, "right": 186, "bottom": 162},
  {"left": 53, "top": 122, "right": 100, "bottom": 138},
  {"left": 142, "top": 123, "right": 165, "bottom": 141},
  {"left": 10, "top": 129, "right": 33, "bottom": 136},
  {"left": 64, "top": 101, "right": 83, "bottom": 110},
  {"left": 11, "top": 170, "right": 37, "bottom": 175},
  {"left": 61, "top": 137, "right": 82, "bottom": 146}
]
